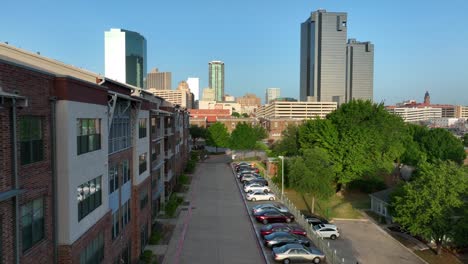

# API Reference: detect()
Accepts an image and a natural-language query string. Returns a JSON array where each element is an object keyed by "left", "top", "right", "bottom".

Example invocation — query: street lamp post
[{"left": 278, "top": 156, "right": 284, "bottom": 200}]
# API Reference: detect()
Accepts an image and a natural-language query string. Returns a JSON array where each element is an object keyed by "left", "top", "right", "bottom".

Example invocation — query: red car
[
  {"left": 260, "top": 223, "right": 307, "bottom": 237},
  {"left": 254, "top": 209, "right": 295, "bottom": 224}
]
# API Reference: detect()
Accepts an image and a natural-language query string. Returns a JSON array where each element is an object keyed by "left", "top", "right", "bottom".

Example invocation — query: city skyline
[{"left": 2, "top": 1, "right": 467, "bottom": 105}]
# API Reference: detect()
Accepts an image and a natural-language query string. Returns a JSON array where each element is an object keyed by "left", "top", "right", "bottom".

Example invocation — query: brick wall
[
  {"left": 131, "top": 177, "right": 152, "bottom": 262},
  {"left": 0, "top": 61, "right": 55, "bottom": 264},
  {"left": 57, "top": 212, "right": 112, "bottom": 264}
]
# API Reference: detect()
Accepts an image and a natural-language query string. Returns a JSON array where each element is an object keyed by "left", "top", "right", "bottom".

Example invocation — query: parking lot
[
  {"left": 230, "top": 162, "right": 326, "bottom": 264},
  {"left": 330, "top": 219, "right": 425, "bottom": 264}
]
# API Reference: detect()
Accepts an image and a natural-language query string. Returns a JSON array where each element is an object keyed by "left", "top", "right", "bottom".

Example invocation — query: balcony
[{"left": 165, "top": 127, "right": 173, "bottom": 136}]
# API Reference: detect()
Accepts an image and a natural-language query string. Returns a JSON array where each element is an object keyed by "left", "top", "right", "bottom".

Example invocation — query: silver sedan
[{"left": 272, "top": 244, "right": 325, "bottom": 264}]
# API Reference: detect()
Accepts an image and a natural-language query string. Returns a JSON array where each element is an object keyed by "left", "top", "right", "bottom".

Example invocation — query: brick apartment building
[{"left": 0, "top": 43, "right": 191, "bottom": 264}]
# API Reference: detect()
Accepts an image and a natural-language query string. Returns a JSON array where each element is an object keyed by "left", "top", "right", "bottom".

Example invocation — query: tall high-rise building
[
  {"left": 300, "top": 10, "right": 347, "bottom": 104},
  {"left": 208, "top": 61, "right": 224, "bottom": 101},
  {"left": 266, "top": 88, "right": 281, "bottom": 104},
  {"left": 147, "top": 68, "right": 172, "bottom": 90},
  {"left": 105, "top": 28, "right": 147, "bottom": 88},
  {"left": 187, "top": 77, "right": 200, "bottom": 101},
  {"left": 345, "top": 39, "right": 374, "bottom": 102}
]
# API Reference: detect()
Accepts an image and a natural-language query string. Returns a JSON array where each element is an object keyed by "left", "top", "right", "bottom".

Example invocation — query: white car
[
  {"left": 313, "top": 224, "right": 340, "bottom": 240},
  {"left": 246, "top": 191, "right": 276, "bottom": 201},
  {"left": 244, "top": 183, "right": 270, "bottom": 193}
]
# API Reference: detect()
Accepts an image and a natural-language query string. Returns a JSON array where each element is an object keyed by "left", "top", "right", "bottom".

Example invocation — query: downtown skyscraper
[
  {"left": 105, "top": 28, "right": 147, "bottom": 88},
  {"left": 300, "top": 10, "right": 374, "bottom": 104},
  {"left": 208, "top": 61, "right": 224, "bottom": 101}
]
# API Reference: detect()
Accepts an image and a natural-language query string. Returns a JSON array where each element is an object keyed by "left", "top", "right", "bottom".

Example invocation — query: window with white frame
[
  {"left": 109, "top": 100, "right": 131, "bottom": 154},
  {"left": 139, "top": 153, "right": 147, "bottom": 175},
  {"left": 121, "top": 200, "right": 131, "bottom": 228},
  {"left": 109, "top": 164, "right": 119, "bottom": 194},
  {"left": 112, "top": 209, "right": 120, "bottom": 240},
  {"left": 77, "top": 119, "right": 101, "bottom": 155},
  {"left": 77, "top": 176, "right": 102, "bottom": 221},
  {"left": 121, "top": 160, "right": 130, "bottom": 184}
]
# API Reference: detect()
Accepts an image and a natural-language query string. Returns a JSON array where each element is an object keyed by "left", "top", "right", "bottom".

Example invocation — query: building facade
[
  {"left": 105, "top": 28, "right": 147, "bottom": 89},
  {"left": 146, "top": 68, "right": 172, "bottom": 90},
  {"left": 346, "top": 39, "right": 374, "bottom": 102},
  {"left": 201, "top": 87, "right": 215, "bottom": 101},
  {"left": 256, "top": 101, "right": 337, "bottom": 119},
  {"left": 186, "top": 77, "right": 199, "bottom": 101},
  {"left": 148, "top": 81, "right": 193, "bottom": 109},
  {"left": 198, "top": 101, "right": 240, "bottom": 115},
  {"left": 0, "top": 43, "right": 190, "bottom": 264},
  {"left": 265, "top": 88, "right": 281, "bottom": 104},
  {"left": 300, "top": 10, "right": 347, "bottom": 104},
  {"left": 386, "top": 106, "right": 442, "bottom": 123},
  {"left": 208, "top": 61, "right": 224, "bottom": 101}
]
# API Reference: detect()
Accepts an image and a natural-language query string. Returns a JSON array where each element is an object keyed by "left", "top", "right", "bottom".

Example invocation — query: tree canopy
[
  {"left": 230, "top": 122, "right": 257, "bottom": 150},
  {"left": 272, "top": 124, "right": 300, "bottom": 157},
  {"left": 288, "top": 147, "right": 335, "bottom": 212},
  {"left": 206, "top": 122, "right": 230, "bottom": 151},
  {"left": 298, "top": 100, "right": 408, "bottom": 188},
  {"left": 189, "top": 125, "right": 207, "bottom": 143},
  {"left": 463, "top": 133, "right": 468, "bottom": 147},
  {"left": 231, "top": 112, "right": 241, "bottom": 118},
  {"left": 390, "top": 161, "right": 468, "bottom": 254}
]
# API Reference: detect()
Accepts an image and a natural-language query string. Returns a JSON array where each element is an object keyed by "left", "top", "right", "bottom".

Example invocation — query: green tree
[
  {"left": 390, "top": 161, "right": 468, "bottom": 255},
  {"left": 230, "top": 122, "right": 256, "bottom": 150},
  {"left": 206, "top": 122, "right": 230, "bottom": 152},
  {"left": 189, "top": 125, "right": 207, "bottom": 145},
  {"left": 242, "top": 113, "right": 249, "bottom": 118},
  {"left": 288, "top": 147, "right": 335, "bottom": 214},
  {"left": 463, "top": 133, "right": 468, "bottom": 147},
  {"left": 231, "top": 112, "right": 241, "bottom": 118},
  {"left": 252, "top": 125, "right": 268, "bottom": 141},
  {"left": 272, "top": 124, "right": 300, "bottom": 157},
  {"left": 418, "top": 128, "right": 466, "bottom": 164},
  {"left": 299, "top": 100, "right": 408, "bottom": 190}
]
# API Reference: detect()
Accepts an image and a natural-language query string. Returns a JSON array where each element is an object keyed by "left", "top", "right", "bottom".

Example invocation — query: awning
[{"left": 0, "top": 189, "right": 25, "bottom": 202}]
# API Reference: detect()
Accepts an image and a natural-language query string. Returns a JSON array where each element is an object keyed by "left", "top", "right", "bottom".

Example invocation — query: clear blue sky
[{"left": 1, "top": 0, "right": 467, "bottom": 105}]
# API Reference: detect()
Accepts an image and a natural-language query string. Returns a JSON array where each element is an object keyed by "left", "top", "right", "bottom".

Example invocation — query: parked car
[
  {"left": 244, "top": 183, "right": 270, "bottom": 193},
  {"left": 237, "top": 170, "right": 258, "bottom": 179},
  {"left": 235, "top": 162, "right": 250, "bottom": 168},
  {"left": 244, "top": 178, "right": 268, "bottom": 186},
  {"left": 264, "top": 232, "right": 311, "bottom": 248},
  {"left": 252, "top": 203, "right": 289, "bottom": 214},
  {"left": 254, "top": 209, "right": 295, "bottom": 224},
  {"left": 241, "top": 174, "right": 263, "bottom": 183},
  {"left": 260, "top": 223, "right": 307, "bottom": 237},
  {"left": 303, "top": 213, "right": 329, "bottom": 227},
  {"left": 246, "top": 191, "right": 276, "bottom": 202},
  {"left": 237, "top": 165, "right": 257, "bottom": 173},
  {"left": 272, "top": 244, "right": 325, "bottom": 264},
  {"left": 313, "top": 224, "right": 340, "bottom": 240}
]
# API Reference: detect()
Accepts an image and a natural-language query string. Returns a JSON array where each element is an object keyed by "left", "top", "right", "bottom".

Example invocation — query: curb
[{"left": 230, "top": 163, "right": 269, "bottom": 264}]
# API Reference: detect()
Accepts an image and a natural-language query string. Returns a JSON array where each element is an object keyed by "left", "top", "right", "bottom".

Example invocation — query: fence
[{"left": 264, "top": 176, "right": 348, "bottom": 264}]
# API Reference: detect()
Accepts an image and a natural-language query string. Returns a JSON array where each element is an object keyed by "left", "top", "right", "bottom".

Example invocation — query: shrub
[
  {"left": 184, "top": 160, "right": 196, "bottom": 174},
  {"left": 164, "top": 194, "right": 184, "bottom": 217},
  {"left": 140, "top": 250, "right": 153, "bottom": 263},
  {"left": 149, "top": 230, "right": 162, "bottom": 245},
  {"left": 179, "top": 174, "right": 190, "bottom": 185}
]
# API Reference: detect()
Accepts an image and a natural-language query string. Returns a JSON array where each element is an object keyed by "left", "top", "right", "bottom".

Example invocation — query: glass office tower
[
  {"left": 208, "top": 61, "right": 224, "bottom": 101},
  {"left": 105, "top": 28, "right": 147, "bottom": 88}
]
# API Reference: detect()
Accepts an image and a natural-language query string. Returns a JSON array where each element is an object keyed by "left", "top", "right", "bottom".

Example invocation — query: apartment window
[
  {"left": 112, "top": 210, "right": 120, "bottom": 240},
  {"left": 140, "top": 188, "right": 148, "bottom": 209},
  {"left": 109, "top": 165, "right": 119, "bottom": 194},
  {"left": 139, "top": 118, "right": 147, "bottom": 138},
  {"left": 150, "top": 117, "right": 156, "bottom": 135},
  {"left": 79, "top": 232, "right": 104, "bottom": 264},
  {"left": 151, "top": 145, "right": 159, "bottom": 162},
  {"left": 77, "top": 119, "right": 101, "bottom": 155},
  {"left": 121, "top": 200, "right": 131, "bottom": 228},
  {"left": 19, "top": 116, "right": 43, "bottom": 165},
  {"left": 21, "top": 198, "right": 44, "bottom": 252},
  {"left": 139, "top": 153, "right": 147, "bottom": 175},
  {"left": 77, "top": 176, "right": 102, "bottom": 221},
  {"left": 122, "top": 160, "right": 130, "bottom": 184},
  {"left": 109, "top": 101, "right": 131, "bottom": 153}
]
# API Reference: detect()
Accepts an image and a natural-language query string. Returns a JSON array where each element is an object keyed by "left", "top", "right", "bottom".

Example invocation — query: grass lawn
[
  {"left": 414, "top": 249, "right": 463, "bottom": 264},
  {"left": 283, "top": 188, "right": 370, "bottom": 219}
]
